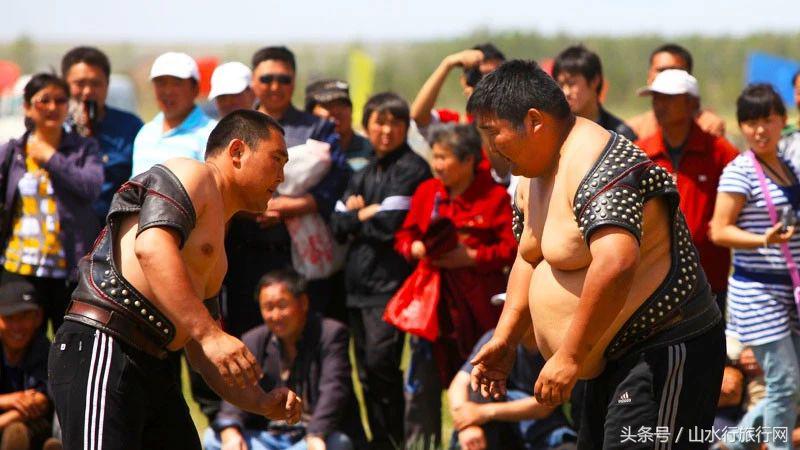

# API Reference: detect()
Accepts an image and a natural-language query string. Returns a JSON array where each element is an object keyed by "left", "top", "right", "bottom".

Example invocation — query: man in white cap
[
  {"left": 636, "top": 69, "right": 738, "bottom": 316},
  {"left": 209, "top": 62, "right": 256, "bottom": 118},
  {"left": 131, "top": 52, "right": 217, "bottom": 176}
]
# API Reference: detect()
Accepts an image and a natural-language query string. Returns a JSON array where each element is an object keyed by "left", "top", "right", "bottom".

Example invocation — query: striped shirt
[{"left": 718, "top": 153, "right": 800, "bottom": 344}]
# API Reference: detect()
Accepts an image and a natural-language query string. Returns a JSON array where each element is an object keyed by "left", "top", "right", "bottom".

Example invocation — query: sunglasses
[
  {"left": 259, "top": 74, "right": 293, "bottom": 85},
  {"left": 33, "top": 96, "right": 69, "bottom": 108}
]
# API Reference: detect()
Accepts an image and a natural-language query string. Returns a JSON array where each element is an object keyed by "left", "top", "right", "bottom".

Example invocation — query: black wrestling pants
[
  {"left": 48, "top": 321, "right": 200, "bottom": 450},
  {"left": 577, "top": 321, "right": 725, "bottom": 450}
]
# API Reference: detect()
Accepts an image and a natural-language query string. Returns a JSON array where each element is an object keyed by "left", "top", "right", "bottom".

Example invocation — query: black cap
[
  {"left": 0, "top": 272, "right": 42, "bottom": 316},
  {"left": 305, "top": 79, "right": 351, "bottom": 110}
]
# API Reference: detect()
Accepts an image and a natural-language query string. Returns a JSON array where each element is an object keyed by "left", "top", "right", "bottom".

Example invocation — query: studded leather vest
[
  {"left": 572, "top": 132, "right": 719, "bottom": 360},
  {"left": 68, "top": 164, "right": 220, "bottom": 353}
]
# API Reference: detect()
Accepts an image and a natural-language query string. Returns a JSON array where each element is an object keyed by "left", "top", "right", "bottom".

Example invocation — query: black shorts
[
  {"left": 48, "top": 321, "right": 200, "bottom": 450},
  {"left": 577, "top": 321, "right": 725, "bottom": 450}
]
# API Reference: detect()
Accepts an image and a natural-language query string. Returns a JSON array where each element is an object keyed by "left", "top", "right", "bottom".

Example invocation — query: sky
[{"left": 2, "top": 0, "right": 798, "bottom": 43}]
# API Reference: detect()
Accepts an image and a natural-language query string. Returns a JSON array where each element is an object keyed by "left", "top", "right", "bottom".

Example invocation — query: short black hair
[
  {"left": 255, "top": 268, "right": 307, "bottom": 300},
  {"left": 361, "top": 92, "right": 410, "bottom": 130},
  {"left": 251, "top": 46, "right": 296, "bottom": 72},
  {"left": 429, "top": 124, "right": 483, "bottom": 165},
  {"left": 473, "top": 43, "right": 506, "bottom": 62},
  {"left": 467, "top": 59, "right": 572, "bottom": 128},
  {"left": 553, "top": 45, "right": 604, "bottom": 95},
  {"left": 736, "top": 83, "right": 786, "bottom": 124},
  {"left": 61, "top": 46, "right": 111, "bottom": 80},
  {"left": 205, "top": 109, "right": 284, "bottom": 159},
  {"left": 23, "top": 73, "right": 70, "bottom": 104},
  {"left": 649, "top": 43, "right": 693, "bottom": 74}
]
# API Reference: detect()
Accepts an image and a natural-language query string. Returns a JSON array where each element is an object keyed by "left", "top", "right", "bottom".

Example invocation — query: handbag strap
[{"left": 747, "top": 150, "right": 800, "bottom": 299}]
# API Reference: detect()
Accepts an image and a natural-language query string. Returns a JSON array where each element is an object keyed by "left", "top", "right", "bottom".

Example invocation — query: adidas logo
[{"left": 617, "top": 391, "right": 632, "bottom": 404}]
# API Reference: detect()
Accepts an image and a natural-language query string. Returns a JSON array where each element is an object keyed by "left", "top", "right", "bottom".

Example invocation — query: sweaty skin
[{"left": 515, "top": 121, "right": 672, "bottom": 378}]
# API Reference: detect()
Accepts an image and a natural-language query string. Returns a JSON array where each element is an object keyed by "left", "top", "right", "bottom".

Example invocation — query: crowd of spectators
[{"left": 0, "top": 40, "right": 799, "bottom": 450}]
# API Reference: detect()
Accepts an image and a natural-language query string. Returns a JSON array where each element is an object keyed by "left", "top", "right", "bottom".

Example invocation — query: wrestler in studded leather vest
[
  {"left": 66, "top": 164, "right": 220, "bottom": 358},
  {"left": 572, "top": 133, "right": 720, "bottom": 361}
]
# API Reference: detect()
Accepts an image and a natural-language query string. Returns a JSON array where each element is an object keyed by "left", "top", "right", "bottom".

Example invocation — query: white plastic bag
[
  {"left": 285, "top": 214, "right": 345, "bottom": 280},
  {"left": 277, "top": 139, "right": 331, "bottom": 196}
]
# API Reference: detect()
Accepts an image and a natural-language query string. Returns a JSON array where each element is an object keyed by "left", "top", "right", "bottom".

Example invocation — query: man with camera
[{"left": 62, "top": 46, "right": 144, "bottom": 222}]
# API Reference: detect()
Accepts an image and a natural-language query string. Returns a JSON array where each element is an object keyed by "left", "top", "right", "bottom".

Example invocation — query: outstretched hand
[
  {"left": 534, "top": 350, "right": 579, "bottom": 406},
  {"left": 199, "top": 329, "right": 263, "bottom": 389},
  {"left": 470, "top": 336, "right": 515, "bottom": 400},
  {"left": 262, "top": 387, "right": 303, "bottom": 424}
]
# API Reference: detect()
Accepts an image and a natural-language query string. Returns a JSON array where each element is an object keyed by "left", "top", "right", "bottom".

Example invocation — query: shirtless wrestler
[
  {"left": 48, "top": 110, "right": 301, "bottom": 450},
  {"left": 467, "top": 60, "right": 725, "bottom": 449}
]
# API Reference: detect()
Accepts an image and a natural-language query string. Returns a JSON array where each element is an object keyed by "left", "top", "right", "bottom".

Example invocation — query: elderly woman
[
  {"left": 710, "top": 84, "right": 800, "bottom": 450},
  {"left": 0, "top": 73, "right": 103, "bottom": 331},
  {"left": 395, "top": 123, "right": 517, "bottom": 447}
]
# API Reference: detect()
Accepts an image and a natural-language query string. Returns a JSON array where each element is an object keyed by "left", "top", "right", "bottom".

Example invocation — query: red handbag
[{"left": 383, "top": 261, "right": 440, "bottom": 341}]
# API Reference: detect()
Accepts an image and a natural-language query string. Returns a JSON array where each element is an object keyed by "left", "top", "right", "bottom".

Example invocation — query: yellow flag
[{"left": 347, "top": 49, "right": 375, "bottom": 133}]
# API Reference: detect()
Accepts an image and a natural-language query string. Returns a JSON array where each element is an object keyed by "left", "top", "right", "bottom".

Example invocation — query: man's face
[
  {"left": 651, "top": 93, "right": 694, "bottom": 130},
  {"left": 366, "top": 111, "right": 408, "bottom": 155},
  {"left": 152, "top": 76, "right": 198, "bottom": 121},
  {"left": 252, "top": 60, "right": 295, "bottom": 114},
  {"left": 0, "top": 309, "right": 42, "bottom": 354},
  {"left": 214, "top": 88, "right": 256, "bottom": 118},
  {"left": 312, "top": 100, "right": 353, "bottom": 137},
  {"left": 476, "top": 113, "right": 544, "bottom": 178},
  {"left": 647, "top": 52, "right": 689, "bottom": 85},
  {"left": 65, "top": 62, "right": 109, "bottom": 107},
  {"left": 258, "top": 283, "right": 307, "bottom": 340},
  {"left": 235, "top": 132, "right": 288, "bottom": 212},
  {"left": 556, "top": 72, "right": 600, "bottom": 117}
]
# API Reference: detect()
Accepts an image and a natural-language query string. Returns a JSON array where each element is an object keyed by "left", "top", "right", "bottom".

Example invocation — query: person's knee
[
  {"left": 1, "top": 421, "right": 30, "bottom": 450},
  {"left": 325, "top": 431, "right": 353, "bottom": 450}
]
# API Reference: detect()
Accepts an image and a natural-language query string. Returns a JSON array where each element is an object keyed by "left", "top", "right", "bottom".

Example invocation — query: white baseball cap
[
  {"left": 638, "top": 69, "right": 699, "bottom": 98},
  {"left": 208, "top": 62, "right": 252, "bottom": 100},
  {"left": 149, "top": 52, "right": 199, "bottom": 81}
]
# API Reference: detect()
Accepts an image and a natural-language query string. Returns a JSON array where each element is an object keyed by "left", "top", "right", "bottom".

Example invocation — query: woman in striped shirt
[{"left": 710, "top": 84, "right": 799, "bottom": 450}]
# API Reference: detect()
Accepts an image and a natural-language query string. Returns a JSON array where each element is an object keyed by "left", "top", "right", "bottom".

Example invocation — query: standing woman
[
  {"left": 0, "top": 73, "right": 103, "bottom": 330},
  {"left": 710, "top": 84, "right": 800, "bottom": 450}
]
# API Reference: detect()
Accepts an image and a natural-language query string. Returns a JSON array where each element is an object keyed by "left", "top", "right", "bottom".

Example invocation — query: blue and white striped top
[{"left": 717, "top": 153, "right": 800, "bottom": 275}]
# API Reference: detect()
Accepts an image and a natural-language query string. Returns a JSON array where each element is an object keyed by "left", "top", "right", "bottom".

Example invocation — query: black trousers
[
  {"left": 48, "top": 321, "right": 200, "bottom": 450},
  {"left": 577, "top": 321, "right": 725, "bottom": 450},
  {"left": 349, "top": 306, "right": 405, "bottom": 450}
]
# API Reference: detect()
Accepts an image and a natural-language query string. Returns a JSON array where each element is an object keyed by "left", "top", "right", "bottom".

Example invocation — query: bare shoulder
[
  {"left": 160, "top": 158, "right": 216, "bottom": 215},
  {"left": 560, "top": 119, "right": 612, "bottom": 196}
]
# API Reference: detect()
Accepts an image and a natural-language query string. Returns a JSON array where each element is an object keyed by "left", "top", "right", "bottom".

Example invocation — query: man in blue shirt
[
  {"left": 131, "top": 52, "right": 216, "bottom": 176},
  {"left": 62, "top": 46, "right": 144, "bottom": 222}
]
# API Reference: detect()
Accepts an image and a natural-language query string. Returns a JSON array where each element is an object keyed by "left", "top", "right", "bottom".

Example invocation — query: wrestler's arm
[
  {"left": 471, "top": 180, "right": 536, "bottom": 398},
  {"left": 185, "top": 341, "right": 301, "bottom": 422}
]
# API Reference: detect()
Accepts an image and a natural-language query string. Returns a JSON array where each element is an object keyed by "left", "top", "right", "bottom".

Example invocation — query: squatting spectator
[
  {"left": 626, "top": 43, "right": 726, "bottom": 139},
  {"left": 0, "top": 73, "right": 103, "bottom": 331},
  {"left": 636, "top": 69, "right": 738, "bottom": 313},
  {"left": 448, "top": 329, "right": 577, "bottom": 450},
  {"left": 131, "top": 52, "right": 216, "bottom": 176},
  {"left": 208, "top": 61, "right": 256, "bottom": 118},
  {"left": 552, "top": 45, "right": 637, "bottom": 140},
  {"left": 61, "top": 46, "right": 143, "bottom": 222},
  {"left": 330, "top": 92, "right": 431, "bottom": 450},
  {"left": 205, "top": 269, "right": 364, "bottom": 450},
  {"left": 306, "top": 79, "right": 372, "bottom": 172},
  {"left": 710, "top": 84, "right": 800, "bottom": 450},
  {"left": 394, "top": 124, "right": 516, "bottom": 447}
]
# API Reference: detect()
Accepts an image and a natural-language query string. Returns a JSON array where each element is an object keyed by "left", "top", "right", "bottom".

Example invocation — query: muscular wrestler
[
  {"left": 48, "top": 110, "right": 301, "bottom": 449},
  {"left": 467, "top": 60, "right": 725, "bottom": 449}
]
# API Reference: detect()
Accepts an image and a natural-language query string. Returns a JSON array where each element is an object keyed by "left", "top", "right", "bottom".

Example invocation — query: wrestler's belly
[{"left": 530, "top": 256, "right": 669, "bottom": 379}]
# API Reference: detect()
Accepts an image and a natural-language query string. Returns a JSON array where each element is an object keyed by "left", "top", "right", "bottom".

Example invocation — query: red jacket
[
  {"left": 636, "top": 122, "right": 738, "bottom": 293},
  {"left": 395, "top": 170, "right": 516, "bottom": 378}
]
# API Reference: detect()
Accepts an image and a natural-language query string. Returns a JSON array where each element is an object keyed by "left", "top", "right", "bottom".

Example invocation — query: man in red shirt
[{"left": 635, "top": 69, "right": 738, "bottom": 312}]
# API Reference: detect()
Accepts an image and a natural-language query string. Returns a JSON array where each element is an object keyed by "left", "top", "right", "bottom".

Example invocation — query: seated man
[
  {"left": 205, "top": 269, "right": 364, "bottom": 450},
  {"left": 449, "top": 328, "right": 577, "bottom": 450},
  {"left": 0, "top": 272, "right": 55, "bottom": 450}
]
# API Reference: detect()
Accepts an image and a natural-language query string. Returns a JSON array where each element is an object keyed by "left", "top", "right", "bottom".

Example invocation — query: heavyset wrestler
[
  {"left": 467, "top": 60, "right": 725, "bottom": 449},
  {"left": 47, "top": 110, "right": 302, "bottom": 449}
]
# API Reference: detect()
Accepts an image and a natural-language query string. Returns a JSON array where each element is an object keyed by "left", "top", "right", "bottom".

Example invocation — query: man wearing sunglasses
[{"left": 222, "top": 46, "right": 349, "bottom": 339}]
